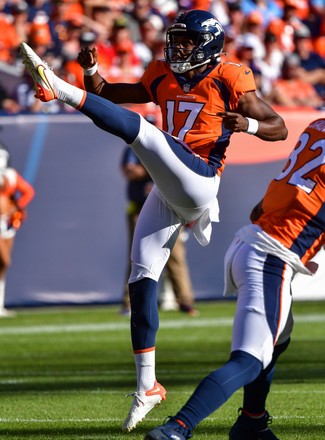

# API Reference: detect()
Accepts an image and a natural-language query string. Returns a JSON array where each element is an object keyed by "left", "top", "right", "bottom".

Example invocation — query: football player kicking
[
  {"left": 144, "top": 118, "right": 325, "bottom": 440},
  {"left": 19, "top": 9, "right": 287, "bottom": 432}
]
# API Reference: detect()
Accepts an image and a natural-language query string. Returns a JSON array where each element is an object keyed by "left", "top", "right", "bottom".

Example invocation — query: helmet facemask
[{"left": 166, "top": 31, "right": 220, "bottom": 73}]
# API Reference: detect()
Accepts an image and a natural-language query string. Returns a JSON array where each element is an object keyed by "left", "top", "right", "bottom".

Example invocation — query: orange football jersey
[
  {"left": 255, "top": 119, "right": 325, "bottom": 264},
  {"left": 140, "top": 60, "right": 256, "bottom": 173}
]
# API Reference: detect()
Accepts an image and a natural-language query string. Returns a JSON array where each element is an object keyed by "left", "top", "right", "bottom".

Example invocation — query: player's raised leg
[
  {"left": 19, "top": 42, "right": 141, "bottom": 144},
  {"left": 19, "top": 43, "right": 219, "bottom": 213}
]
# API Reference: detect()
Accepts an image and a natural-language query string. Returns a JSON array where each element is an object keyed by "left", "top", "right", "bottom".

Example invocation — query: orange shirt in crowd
[
  {"left": 0, "top": 14, "right": 20, "bottom": 63},
  {"left": 273, "top": 78, "right": 323, "bottom": 107}
]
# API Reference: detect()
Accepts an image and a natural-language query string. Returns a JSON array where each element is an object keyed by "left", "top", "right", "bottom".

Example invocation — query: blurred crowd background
[{"left": 0, "top": 0, "right": 324, "bottom": 116}]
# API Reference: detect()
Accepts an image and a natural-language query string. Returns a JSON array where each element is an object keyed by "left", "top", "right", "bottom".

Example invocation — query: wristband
[
  {"left": 83, "top": 63, "right": 98, "bottom": 76},
  {"left": 245, "top": 117, "right": 259, "bottom": 135}
]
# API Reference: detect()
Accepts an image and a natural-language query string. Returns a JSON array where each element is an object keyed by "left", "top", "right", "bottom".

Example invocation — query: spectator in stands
[
  {"left": 244, "top": 10, "right": 264, "bottom": 35},
  {"left": 108, "top": 17, "right": 144, "bottom": 83},
  {"left": 293, "top": 25, "right": 325, "bottom": 102},
  {"left": 235, "top": 34, "right": 261, "bottom": 72},
  {"left": 241, "top": 0, "right": 282, "bottom": 26},
  {"left": 289, "top": 0, "right": 310, "bottom": 20},
  {"left": 62, "top": 30, "right": 97, "bottom": 89},
  {"left": 255, "top": 31, "right": 284, "bottom": 99},
  {"left": 86, "top": 6, "right": 117, "bottom": 80},
  {"left": 134, "top": 14, "right": 165, "bottom": 66},
  {"left": 0, "top": 2, "right": 20, "bottom": 64},
  {"left": 151, "top": 0, "right": 178, "bottom": 24},
  {"left": 126, "top": 0, "right": 167, "bottom": 43},
  {"left": 26, "top": 0, "right": 53, "bottom": 22},
  {"left": 268, "top": 0, "right": 305, "bottom": 53},
  {"left": 52, "top": 0, "right": 84, "bottom": 23},
  {"left": 11, "top": 2, "right": 30, "bottom": 46},
  {"left": 302, "top": 0, "right": 323, "bottom": 42},
  {"left": 221, "top": 29, "right": 240, "bottom": 63},
  {"left": 17, "top": 9, "right": 62, "bottom": 113},
  {"left": 0, "top": 80, "right": 21, "bottom": 114},
  {"left": 270, "top": 52, "right": 324, "bottom": 108},
  {"left": 109, "top": 39, "right": 144, "bottom": 83},
  {"left": 88, "top": 4, "right": 114, "bottom": 41},
  {"left": 224, "top": 1, "right": 245, "bottom": 40},
  {"left": 28, "top": 11, "right": 53, "bottom": 58},
  {"left": 313, "top": 34, "right": 325, "bottom": 58},
  {"left": 149, "top": 33, "right": 167, "bottom": 64},
  {"left": 60, "top": 18, "right": 84, "bottom": 62},
  {"left": 48, "top": 0, "right": 84, "bottom": 56},
  {"left": 0, "top": 144, "right": 35, "bottom": 317},
  {"left": 240, "top": 10, "right": 266, "bottom": 60},
  {"left": 305, "top": 0, "right": 325, "bottom": 57}
]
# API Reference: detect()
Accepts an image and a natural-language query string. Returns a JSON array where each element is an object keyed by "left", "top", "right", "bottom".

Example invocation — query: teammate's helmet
[{"left": 165, "top": 9, "right": 225, "bottom": 74}]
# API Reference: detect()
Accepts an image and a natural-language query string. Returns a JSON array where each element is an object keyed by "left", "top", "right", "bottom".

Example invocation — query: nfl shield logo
[{"left": 183, "top": 83, "right": 191, "bottom": 93}]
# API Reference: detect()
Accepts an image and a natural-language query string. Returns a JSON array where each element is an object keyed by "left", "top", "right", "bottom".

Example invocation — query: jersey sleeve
[
  {"left": 140, "top": 60, "right": 165, "bottom": 105},
  {"left": 15, "top": 173, "right": 35, "bottom": 209},
  {"left": 221, "top": 63, "right": 256, "bottom": 109}
]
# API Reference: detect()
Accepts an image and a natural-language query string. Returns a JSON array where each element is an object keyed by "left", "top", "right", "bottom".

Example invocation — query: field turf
[{"left": 0, "top": 300, "right": 324, "bottom": 439}]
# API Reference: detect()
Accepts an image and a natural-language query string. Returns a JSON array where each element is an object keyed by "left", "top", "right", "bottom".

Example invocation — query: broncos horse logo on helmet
[{"left": 165, "top": 9, "right": 225, "bottom": 74}]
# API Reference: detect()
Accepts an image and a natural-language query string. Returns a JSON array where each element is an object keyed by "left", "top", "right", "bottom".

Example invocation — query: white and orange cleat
[
  {"left": 122, "top": 381, "right": 167, "bottom": 432},
  {"left": 19, "top": 42, "right": 57, "bottom": 102}
]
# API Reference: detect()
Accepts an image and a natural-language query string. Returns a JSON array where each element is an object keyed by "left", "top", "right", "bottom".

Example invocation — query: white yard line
[
  {"left": 0, "top": 314, "right": 324, "bottom": 336},
  {"left": 0, "top": 413, "right": 324, "bottom": 423}
]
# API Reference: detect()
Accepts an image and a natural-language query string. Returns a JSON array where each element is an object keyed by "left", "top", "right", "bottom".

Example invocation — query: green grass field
[{"left": 0, "top": 300, "right": 324, "bottom": 439}]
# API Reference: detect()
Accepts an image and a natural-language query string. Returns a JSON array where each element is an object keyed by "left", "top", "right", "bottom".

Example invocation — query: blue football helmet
[{"left": 165, "top": 9, "right": 225, "bottom": 74}]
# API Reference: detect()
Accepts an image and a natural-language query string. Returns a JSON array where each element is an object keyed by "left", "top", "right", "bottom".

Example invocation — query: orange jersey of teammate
[
  {"left": 255, "top": 118, "right": 325, "bottom": 265},
  {"left": 140, "top": 60, "right": 256, "bottom": 174}
]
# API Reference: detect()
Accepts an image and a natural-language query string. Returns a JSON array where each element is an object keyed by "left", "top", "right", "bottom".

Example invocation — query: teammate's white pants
[
  {"left": 225, "top": 239, "right": 294, "bottom": 368},
  {"left": 129, "top": 116, "right": 220, "bottom": 283}
]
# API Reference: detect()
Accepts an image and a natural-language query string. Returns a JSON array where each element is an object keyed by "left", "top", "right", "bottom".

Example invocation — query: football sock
[
  {"left": 51, "top": 76, "right": 141, "bottom": 144},
  {"left": 174, "top": 350, "right": 262, "bottom": 431},
  {"left": 53, "top": 75, "right": 85, "bottom": 108},
  {"left": 129, "top": 278, "right": 159, "bottom": 392},
  {"left": 79, "top": 94, "right": 141, "bottom": 144},
  {"left": 134, "top": 349, "right": 156, "bottom": 391},
  {"left": 129, "top": 278, "right": 159, "bottom": 350},
  {"left": 242, "top": 338, "right": 291, "bottom": 414}
]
